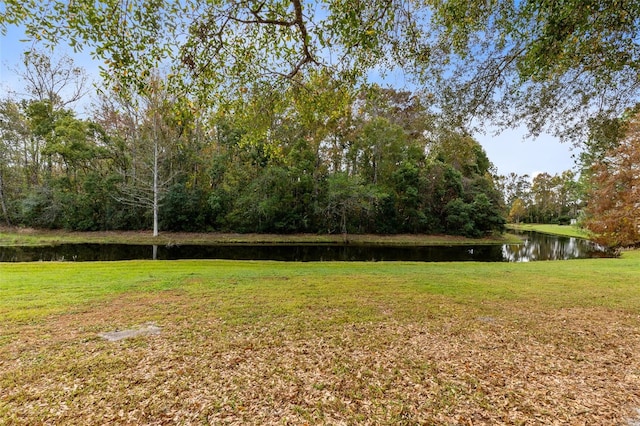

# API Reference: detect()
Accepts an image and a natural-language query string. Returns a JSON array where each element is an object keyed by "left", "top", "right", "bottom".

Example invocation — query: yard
[{"left": 2, "top": 253, "right": 640, "bottom": 424}]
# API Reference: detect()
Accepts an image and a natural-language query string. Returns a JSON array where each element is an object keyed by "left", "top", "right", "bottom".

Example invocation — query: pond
[{"left": 0, "top": 231, "right": 610, "bottom": 262}]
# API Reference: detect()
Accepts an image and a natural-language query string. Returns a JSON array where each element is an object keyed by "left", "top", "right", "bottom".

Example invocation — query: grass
[
  {"left": 0, "top": 227, "right": 522, "bottom": 247},
  {"left": 507, "top": 223, "right": 593, "bottom": 239},
  {"left": 2, "top": 253, "right": 640, "bottom": 424}
]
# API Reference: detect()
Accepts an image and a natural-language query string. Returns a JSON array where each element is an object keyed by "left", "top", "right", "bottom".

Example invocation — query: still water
[{"left": 0, "top": 231, "right": 609, "bottom": 262}]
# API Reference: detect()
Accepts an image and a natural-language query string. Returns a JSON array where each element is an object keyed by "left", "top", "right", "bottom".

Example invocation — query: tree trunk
[
  {"left": 153, "top": 134, "right": 159, "bottom": 237},
  {"left": 0, "top": 171, "right": 11, "bottom": 226},
  {"left": 340, "top": 204, "right": 348, "bottom": 242}
]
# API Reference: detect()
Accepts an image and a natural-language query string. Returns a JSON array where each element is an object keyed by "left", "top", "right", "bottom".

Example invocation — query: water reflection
[
  {"left": 0, "top": 231, "right": 610, "bottom": 262},
  {"left": 503, "top": 231, "right": 607, "bottom": 262}
]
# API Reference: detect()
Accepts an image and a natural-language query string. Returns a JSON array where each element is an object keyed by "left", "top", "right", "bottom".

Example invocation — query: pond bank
[
  {"left": 0, "top": 227, "right": 521, "bottom": 247},
  {"left": 507, "top": 223, "right": 592, "bottom": 239}
]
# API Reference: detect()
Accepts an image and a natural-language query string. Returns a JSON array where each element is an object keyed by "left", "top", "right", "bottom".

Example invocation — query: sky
[
  {"left": 475, "top": 127, "right": 579, "bottom": 178},
  {"left": 1, "top": 25, "right": 578, "bottom": 178}
]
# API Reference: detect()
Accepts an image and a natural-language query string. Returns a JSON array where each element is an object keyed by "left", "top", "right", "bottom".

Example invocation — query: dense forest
[{"left": 0, "top": 57, "right": 505, "bottom": 237}]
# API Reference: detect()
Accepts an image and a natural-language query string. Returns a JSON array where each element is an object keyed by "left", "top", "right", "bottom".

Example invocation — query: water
[
  {"left": 502, "top": 231, "right": 610, "bottom": 262},
  {"left": 0, "top": 231, "right": 610, "bottom": 262}
]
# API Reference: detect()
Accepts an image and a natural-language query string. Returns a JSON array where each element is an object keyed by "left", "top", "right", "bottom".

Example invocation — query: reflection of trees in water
[{"left": 502, "top": 232, "right": 604, "bottom": 262}]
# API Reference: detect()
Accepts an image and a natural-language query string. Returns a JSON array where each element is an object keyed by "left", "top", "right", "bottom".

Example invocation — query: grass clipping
[{"left": 2, "top": 287, "right": 640, "bottom": 424}]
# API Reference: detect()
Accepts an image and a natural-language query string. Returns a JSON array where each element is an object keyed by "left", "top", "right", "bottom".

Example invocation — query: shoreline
[{"left": 0, "top": 226, "right": 522, "bottom": 247}]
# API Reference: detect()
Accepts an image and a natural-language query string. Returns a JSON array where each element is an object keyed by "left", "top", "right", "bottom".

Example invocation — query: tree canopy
[
  {"left": 419, "top": 0, "right": 640, "bottom": 139},
  {"left": 2, "top": 0, "right": 639, "bottom": 137}
]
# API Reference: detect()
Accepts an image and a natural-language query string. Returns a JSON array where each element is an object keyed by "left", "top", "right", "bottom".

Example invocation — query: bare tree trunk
[{"left": 152, "top": 118, "right": 159, "bottom": 237}]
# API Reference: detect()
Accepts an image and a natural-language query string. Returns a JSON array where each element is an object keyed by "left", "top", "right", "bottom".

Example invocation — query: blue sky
[
  {"left": 474, "top": 126, "right": 579, "bottom": 178},
  {"left": 1, "top": 25, "right": 578, "bottom": 178}
]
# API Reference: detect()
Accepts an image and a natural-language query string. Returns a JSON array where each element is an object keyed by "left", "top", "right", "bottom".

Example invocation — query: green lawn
[
  {"left": 507, "top": 223, "right": 593, "bottom": 239},
  {"left": 2, "top": 254, "right": 640, "bottom": 424}
]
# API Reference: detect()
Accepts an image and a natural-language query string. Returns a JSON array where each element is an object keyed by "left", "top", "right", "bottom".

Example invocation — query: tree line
[
  {"left": 0, "top": 55, "right": 505, "bottom": 237},
  {"left": 496, "top": 170, "right": 582, "bottom": 225}
]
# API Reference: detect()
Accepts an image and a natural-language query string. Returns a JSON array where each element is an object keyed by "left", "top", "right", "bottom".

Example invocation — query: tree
[
  {"left": 324, "top": 173, "right": 380, "bottom": 238},
  {"left": 425, "top": 0, "right": 640, "bottom": 140},
  {"left": 529, "top": 173, "right": 557, "bottom": 223},
  {"left": 508, "top": 198, "right": 527, "bottom": 224},
  {"left": 0, "top": 99, "right": 32, "bottom": 224},
  {"left": 3, "top": 0, "right": 638, "bottom": 138},
  {"left": 354, "top": 85, "right": 434, "bottom": 141},
  {"left": 100, "top": 77, "right": 185, "bottom": 236},
  {"left": 427, "top": 126, "right": 494, "bottom": 178},
  {"left": 1, "top": 52, "right": 91, "bottom": 190},
  {"left": 495, "top": 169, "right": 583, "bottom": 225},
  {"left": 554, "top": 170, "right": 581, "bottom": 221},
  {"left": 2, "top": 0, "right": 411, "bottom": 100},
  {"left": 14, "top": 51, "right": 88, "bottom": 109},
  {"left": 0, "top": 96, "right": 112, "bottom": 229},
  {"left": 584, "top": 113, "right": 640, "bottom": 248},
  {"left": 354, "top": 117, "right": 407, "bottom": 185},
  {"left": 495, "top": 172, "right": 531, "bottom": 210}
]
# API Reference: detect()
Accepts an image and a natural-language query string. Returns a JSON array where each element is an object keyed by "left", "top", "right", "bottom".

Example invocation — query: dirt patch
[{"left": 98, "top": 323, "right": 161, "bottom": 341}]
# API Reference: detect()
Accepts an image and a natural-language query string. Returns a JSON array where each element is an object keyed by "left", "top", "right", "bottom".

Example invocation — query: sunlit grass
[
  {"left": 2, "top": 252, "right": 639, "bottom": 323},
  {"left": 507, "top": 223, "right": 592, "bottom": 239}
]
